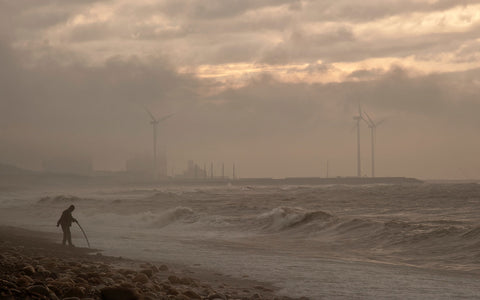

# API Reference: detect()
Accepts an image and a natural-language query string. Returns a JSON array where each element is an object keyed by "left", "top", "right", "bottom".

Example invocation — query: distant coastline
[
  {"left": 155, "top": 176, "right": 423, "bottom": 186},
  {"left": 0, "top": 163, "right": 423, "bottom": 188}
]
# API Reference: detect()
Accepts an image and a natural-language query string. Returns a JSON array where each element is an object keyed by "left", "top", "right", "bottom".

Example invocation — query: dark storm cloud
[
  {"left": 0, "top": 0, "right": 107, "bottom": 32},
  {"left": 260, "top": 26, "right": 356, "bottom": 64},
  {"left": 121, "top": 1, "right": 298, "bottom": 42},
  {"left": 258, "top": 21, "right": 480, "bottom": 64},
  {"left": 154, "top": 0, "right": 299, "bottom": 20},
  {"left": 304, "top": 0, "right": 480, "bottom": 23},
  {"left": 126, "top": 0, "right": 480, "bottom": 65},
  {"left": 137, "top": 0, "right": 479, "bottom": 26},
  {"left": 5, "top": 0, "right": 479, "bottom": 66}
]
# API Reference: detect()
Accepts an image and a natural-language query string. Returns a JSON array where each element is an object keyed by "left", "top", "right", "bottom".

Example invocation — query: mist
[
  {"left": 3, "top": 3, "right": 480, "bottom": 299},
  {"left": 2, "top": 0, "right": 480, "bottom": 179}
]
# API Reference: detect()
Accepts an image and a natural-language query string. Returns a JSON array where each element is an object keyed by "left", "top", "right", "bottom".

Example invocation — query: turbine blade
[
  {"left": 361, "top": 115, "right": 369, "bottom": 125},
  {"left": 159, "top": 113, "right": 175, "bottom": 122},
  {"left": 363, "top": 110, "right": 375, "bottom": 127},
  {"left": 143, "top": 106, "right": 157, "bottom": 122},
  {"left": 376, "top": 118, "right": 387, "bottom": 127}
]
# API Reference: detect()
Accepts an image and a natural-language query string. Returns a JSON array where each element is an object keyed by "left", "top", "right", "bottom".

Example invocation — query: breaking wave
[
  {"left": 255, "top": 206, "right": 335, "bottom": 232},
  {"left": 149, "top": 207, "right": 197, "bottom": 228},
  {"left": 11, "top": 183, "right": 480, "bottom": 274},
  {"left": 250, "top": 206, "right": 480, "bottom": 258}
]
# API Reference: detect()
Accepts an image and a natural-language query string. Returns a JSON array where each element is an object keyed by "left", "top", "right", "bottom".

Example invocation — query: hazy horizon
[{"left": 2, "top": 1, "right": 480, "bottom": 180}]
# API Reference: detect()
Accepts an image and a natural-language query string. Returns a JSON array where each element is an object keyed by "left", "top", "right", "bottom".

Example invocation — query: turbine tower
[
  {"left": 144, "top": 107, "right": 174, "bottom": 180},
  {"left": 352, "top": 104, "right": 365, "bottom": 177},
  {"left": 363, "top": 110, "right": 384, "bottom": 178}
]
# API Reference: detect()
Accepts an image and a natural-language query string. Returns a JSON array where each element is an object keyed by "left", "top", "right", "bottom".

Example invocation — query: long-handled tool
[{"left": 75, "top": 221, "right": 91, "bottom": 248}]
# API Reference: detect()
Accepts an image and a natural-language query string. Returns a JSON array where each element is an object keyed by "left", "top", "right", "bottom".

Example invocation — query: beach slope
[{"left": 0, "top": 226, "right": 302, "bottom": 300}]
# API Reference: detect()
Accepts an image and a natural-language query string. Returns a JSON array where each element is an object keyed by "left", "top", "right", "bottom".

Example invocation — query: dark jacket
[{"left": 57, "top": 209, "right": 76, "bottom": 227}]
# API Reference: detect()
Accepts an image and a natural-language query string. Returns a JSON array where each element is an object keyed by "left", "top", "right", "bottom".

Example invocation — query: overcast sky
[{"left": 1, "top": 0, "right": 480, "bottom": 179}]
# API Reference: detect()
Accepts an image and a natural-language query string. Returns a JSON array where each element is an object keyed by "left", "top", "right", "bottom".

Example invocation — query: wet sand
[{"left": 0, "top": 226, "right": 305, "bottom": 300}]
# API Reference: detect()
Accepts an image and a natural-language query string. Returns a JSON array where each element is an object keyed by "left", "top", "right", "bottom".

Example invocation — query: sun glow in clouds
[
  {"left": 186, "top": 51, "right": 480, "bottom": 88},
  {"left": 14, "top": 1, "right": 480, "bottom": 88},
  {"left": 181, "top": 3, "right": 480, "bottom": 86}
]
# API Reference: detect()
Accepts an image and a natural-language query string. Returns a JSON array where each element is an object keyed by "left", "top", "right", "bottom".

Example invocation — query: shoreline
[
  {"left": 0, "top": 171, "right": 423, "bottom": 190},
  {"left": 0, "top": 226, "right": 305, "bottom": 300}
]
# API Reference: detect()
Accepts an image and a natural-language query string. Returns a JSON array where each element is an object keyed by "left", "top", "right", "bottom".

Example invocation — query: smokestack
[
  {"left": 222, "top": 163, "right": 225, "bottom": 179},
  {"left": 153, "top": 121, "right": 158, "bottom": 180},
  {"left": 233, "top": 163, "right": 236, "bottom": 180},
  {"left": 210, "top": 162, "right": 213, "bottom": 179},
  {"left": 357, "top": 117, "right": 361, "bottom": 177}
]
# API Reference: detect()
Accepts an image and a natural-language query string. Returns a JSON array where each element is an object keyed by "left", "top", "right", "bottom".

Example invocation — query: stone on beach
[
  {"left": 162, "top": 283, "right": 179, "bottom": 295},
  {"left": 168, "top": 275, "right": 182, "bottom": 284},
  {"left": 183, "top": 289, "right": 201, "bottom": 299},
  {"left": 64, "top": 286, "right": 86, "bottom": 298},
  {"left": 22, "top": 265, "right": 36, "bottom": 275},
  {"left": 207, "top": 292, "right": 227, "bottom": 300},
  {"left": 158, "top": 264, "right": 169, "bottom": 271},
  {"left": 139, "top": 268, "right": 153, "bottom": 278},
  {"left": 36, "top": 264, "right": 49, "bottom": 275},
  {"left": 16, "top": 275, "right": 33, "bottom": 287},
  {"left": 26, "top": 284, "right": 50, "bottom": 296},
  {"left": 100, "top": 286, "right": 139, "bottom": 300},
  {"left": 133, "top": 272, "right": 149, "bottom": 284}
]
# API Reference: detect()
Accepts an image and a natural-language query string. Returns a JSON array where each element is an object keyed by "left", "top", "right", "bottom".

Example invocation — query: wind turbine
[
  {"left": 144, "top": 107, "right": 174, "bottom": 179},
  {"left": 352, "top": 104, "right": 365, "bottom": 177},
  {"left": 363, "top": 110, "right": 384, "bottom": 178}
]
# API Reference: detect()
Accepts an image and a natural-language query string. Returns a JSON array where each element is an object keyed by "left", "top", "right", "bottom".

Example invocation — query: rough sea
[{"left": 1, "top": 182, "right": 479, "bottom": 299}]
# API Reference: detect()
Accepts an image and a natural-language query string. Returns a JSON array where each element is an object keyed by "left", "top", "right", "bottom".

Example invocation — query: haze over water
[
  {"left": 2, "top": 2, "right": 480, "bottom": 299},
  {"left": 1, "top": 182, "right": 480, "bottom": 299}
]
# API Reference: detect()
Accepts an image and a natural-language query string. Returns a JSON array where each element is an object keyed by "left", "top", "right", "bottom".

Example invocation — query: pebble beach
[{"left": 0, "top": 226, "right": 304, "bottom": 300}]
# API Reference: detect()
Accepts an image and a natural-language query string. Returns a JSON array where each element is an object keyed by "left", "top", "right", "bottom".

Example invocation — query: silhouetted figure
[{"left": 57, "top": 205, "right": 77, "bottom": 246}]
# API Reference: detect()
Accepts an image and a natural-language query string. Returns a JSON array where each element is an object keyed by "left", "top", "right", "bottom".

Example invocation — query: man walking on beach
[{"left": 57, "top": 205, "right": 77, "bottom": 247}]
